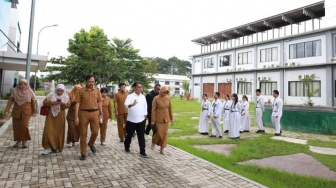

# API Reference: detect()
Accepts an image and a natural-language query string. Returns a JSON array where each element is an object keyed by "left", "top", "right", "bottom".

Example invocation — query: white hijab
[{"left": 46, "top": 84, "right": 69, "bottom": 117}]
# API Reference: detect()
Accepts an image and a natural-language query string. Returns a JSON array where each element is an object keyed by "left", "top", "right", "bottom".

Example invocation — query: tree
[
  {"left": 299, "top": 74, "right": 319, "bottom": 106},
  {"left": 29, "top": 75, "right": 40, "bottom": 89},
  {"left": 156, "top": 56, "right": 191, "bottom": 76},
  {"left": 182, "top": 80, "right": 190, "bottom": 95}
]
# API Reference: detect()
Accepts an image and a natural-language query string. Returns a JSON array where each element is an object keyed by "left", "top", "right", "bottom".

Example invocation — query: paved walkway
[{"left": 0, "top": 112, "right": 265, "bottom": 187}]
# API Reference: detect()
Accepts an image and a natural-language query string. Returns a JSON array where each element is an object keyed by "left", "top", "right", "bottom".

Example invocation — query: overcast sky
[{"left": 18, "top": 0, "right": 319, "bottom": 61}]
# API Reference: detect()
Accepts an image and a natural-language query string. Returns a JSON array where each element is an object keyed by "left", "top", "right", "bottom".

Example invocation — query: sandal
[
  {"left": 13, "top": 141, "right": 20, "bottom": 147},
  {"left": 41, "top": 149, "right": 52, "bottom": 155},
  {"left": 22, "top": 141, "right": 28, "bottom": 148}
]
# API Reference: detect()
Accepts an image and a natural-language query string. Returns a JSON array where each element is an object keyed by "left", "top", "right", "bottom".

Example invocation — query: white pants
[
  {"left": 256, "top": 108, "right": 264, "bottom": 130},
  {"left": 211, "top": 117, "right": 222, "bottom": 136},
  {"left": 271, "top": 115, "right": 281, "bottom": 134}
]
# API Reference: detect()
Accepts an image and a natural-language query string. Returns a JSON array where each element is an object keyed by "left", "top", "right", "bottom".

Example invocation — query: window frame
[
  {"left": 219, "top": 55, "right": 231, "bottom": 67},
  {"left": 289, "top": 39, "right": 322, "bottom": 59},
  {"left": 259, "top": 82, "right": 278, "bottom": 95},
  {"left": 237, "top": 82, "right": 252, "bottom": 95},
  {"left": 288, "top": 81, "right": 321, "bottom": 97},
  {"left": 237, "top": 51, "right": 252, "bottom": 65},
  {"left": 260, "top": 47, "right": 278, "bottom": 62}
]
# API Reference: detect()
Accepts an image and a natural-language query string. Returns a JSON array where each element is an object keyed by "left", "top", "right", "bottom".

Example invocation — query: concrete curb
[
  {"left": 168, "top": 144, "right": 268, "bottom": 188},
  {"left": 0, "top": 117, "right": 12, "bottom": 147}
]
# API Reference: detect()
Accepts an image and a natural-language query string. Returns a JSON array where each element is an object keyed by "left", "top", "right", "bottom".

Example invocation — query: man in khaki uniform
[
  {"left": 75, "top": 75, "right": 103, "bottom": 160},
  {"left": 113, "top": 83, "right": 128, "bottom": 142}
]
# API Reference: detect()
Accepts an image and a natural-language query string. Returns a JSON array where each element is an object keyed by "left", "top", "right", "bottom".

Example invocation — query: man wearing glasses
[{"left": 145, "top": 84, "right": 161, "bottom": 136}]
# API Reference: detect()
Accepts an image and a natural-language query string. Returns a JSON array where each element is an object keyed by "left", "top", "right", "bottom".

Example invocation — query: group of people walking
[
  {"left": 198, "top": 89, "right": 283, "bottom": 139},
  {"left": 5, "top": 76, "right": 173, "bottom": 160}
]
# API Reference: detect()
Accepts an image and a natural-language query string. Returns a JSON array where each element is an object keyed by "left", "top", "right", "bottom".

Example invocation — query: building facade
[
  {"left": 151, "top": 74, "right": 190, "bottom": 96},
  {"left": 190, "top": 0, "right": 336, "bottom": 107}
]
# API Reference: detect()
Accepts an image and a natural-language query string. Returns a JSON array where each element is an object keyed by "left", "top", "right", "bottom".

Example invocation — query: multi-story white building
[
  {"left": 190, "top": 0, "right": 336, "bottom": 107},
  {"left": 150, "top": 74, "right": 190, "bottom": 95}
]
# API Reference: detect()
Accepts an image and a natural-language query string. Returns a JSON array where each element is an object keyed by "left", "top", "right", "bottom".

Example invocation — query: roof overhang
[
  {"left": 192, "top": 1, "right": 325, "bottom": 45},
  {"left": 0, "top": 51, "right": 48, "bottom": 72}
]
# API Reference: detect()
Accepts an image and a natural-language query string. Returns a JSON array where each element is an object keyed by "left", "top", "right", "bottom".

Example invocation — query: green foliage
[
  {"left": 0, "top": 109, "right": 4, "bottom": 119},
  {"left": 299, "top": 74, "right": 320, "bottom": 106},
  {"left": 156, "top": 56, "right": 191, "bottom": 76},
  {"left": 43, "top": 26, "right": 157, "bottom": 87},
  {"left": 29, "top": 75, "right": 40, "bottom": 89},
  {"left": 182, "top": 80, "right": 189, "bottom": 94}
]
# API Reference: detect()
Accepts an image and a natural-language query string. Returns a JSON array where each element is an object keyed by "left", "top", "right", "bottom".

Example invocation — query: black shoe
[
  {"left": 52, "top": 149, "right": 61, "bottom": 153},
  {"left": 274, "top": 133, "right": 281, "bottom": 136},
  {"left": 224, "top": 130, "right": 229, "bottom": 133},
  {"left": 140, "top": 152, "right": 148, "bottom": 158},
  {"left": 204, "top": 132, "right": 209, "bottom": 135},
  {"left": 88, "top": 145, "right": 97, "bottom": 154},
  {"left": 200, "top": 133, "right": 205, "bottom": 135},
  {"left": 209, "top": 135, "right": 216, "bottom": 138},
  {"left": 80, "top": 154, "right": 86, "bottom": 160},
  {"left": 243, "top": 130, "right": 250, "bottom": 133},
  {"left": 280, "top": 130, "right": 282, "bottom": 133},
  {"left": 262, "top": 130, "right": 265, "bottom": 133},
  {"left": 218, "top": 136, "right": 222, "bottom": 139},
  {"left": 239, "top": 131, "right": 243, "bottom": 133},
  {"left": 125, "top": 148, "right": 130, "bottom": 153},
  {"left": 256, "top": 130, "right": 262, "bottom": 133}
]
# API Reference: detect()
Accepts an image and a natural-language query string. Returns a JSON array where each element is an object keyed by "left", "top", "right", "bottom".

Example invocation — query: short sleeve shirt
[
  {"left": 75, "top": 86, "right": 102, "bottom": 110},
  {"left": 113, "top": 91, "right": 128, "bottom": 113}
]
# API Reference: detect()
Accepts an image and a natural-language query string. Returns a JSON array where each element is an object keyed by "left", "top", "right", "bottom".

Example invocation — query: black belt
[
  {"left": 202, "top": 108, "right": 208, "bottom": 110},
  {"left": 231, "top": 111, "right": 238, "bottom": 112},
  {"left": 273, "top": 111, "right": 277, "bottom": 112},
  {"left": 224, "top": 109, "right": 230, "bottom": 110},
  {"left": 81, "top": 109, "right": 98, "bottom": 112}
]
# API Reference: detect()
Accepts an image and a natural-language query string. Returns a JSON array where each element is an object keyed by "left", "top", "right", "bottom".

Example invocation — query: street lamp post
[{"left": 34, "top": 24, "right": 58, "bottom": 91}]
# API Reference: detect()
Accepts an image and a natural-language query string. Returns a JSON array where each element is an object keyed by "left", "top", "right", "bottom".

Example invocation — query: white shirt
[
  {"left": 124, "top": 92, "right": 147, "bottom": 123},
  {"left": 212, "top": 99, "right": 223, "bottom": 118},
  {"left": 272, "top": 97, "right": 283, "bottom": 117},
  {"left": 256, "top": 96, "right": 265, "bottom": 111}
]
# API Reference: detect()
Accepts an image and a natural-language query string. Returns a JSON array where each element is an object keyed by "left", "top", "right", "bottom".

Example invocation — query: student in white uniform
[
  {"left": 255, "top": 89, "right": 265, "bottom": 133},
  {"left": 240, "top": 95, "right": 250, "bottom": 132},
  {"left": 209, "top": 92, "right": 223, "bottom": 138},
  {"left": 197, "top": 94, "right": 212, "bottom": 135},
  {"left": 229, "top": 93, "right": 241, "bottom": 139},
  {"left": 272, "top": 90, "right": 283, "bottom": 136},
  {"left": 222, "top": 94, "right": 231, "bottom": 133}
]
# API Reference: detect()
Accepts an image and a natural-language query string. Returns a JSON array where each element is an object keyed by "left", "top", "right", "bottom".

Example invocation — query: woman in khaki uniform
[
  {"left": 66, "top": 85, "right": 81, "bottom": 147},
  {"left": 99, "top": 88, "right": 112, "bottom": 145},
  {"left": 5, "top": 79, "right": 36, "bottom": 148},
  {"left": 41, "top": 84, "right": 70, "bottom": 155},
  {"left": 151, "top": 86, "right": 173, "bottom": 154}
]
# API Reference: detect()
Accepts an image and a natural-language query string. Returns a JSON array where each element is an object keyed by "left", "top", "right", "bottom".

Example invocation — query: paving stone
[
  {"left": 309, "top": 146, "right": 336, "bottom": 155},
  {"left": 271, "top": 136, "right": 307, "bottom": 145},
  {"left": 0, "top": 97, "right": 266, "bottom": 188}
]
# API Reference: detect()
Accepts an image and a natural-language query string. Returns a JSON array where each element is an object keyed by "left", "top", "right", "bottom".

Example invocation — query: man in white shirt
[
  {"left": 210, "top": 92, "right": 223, "bottom": 138},
  {"left": 255, "top": 89, "right": 265, "bottom": 133},
  {"left": 272, "top": 90, "right": 283, "bottom": 136},
  {"left": 124, "top": 82, "right": 148, "bottom": 157}
]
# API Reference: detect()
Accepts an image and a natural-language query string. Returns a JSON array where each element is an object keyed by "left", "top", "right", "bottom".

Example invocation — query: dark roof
[{"left": 191, "top": 1, "right": 325, "bottom": 45}]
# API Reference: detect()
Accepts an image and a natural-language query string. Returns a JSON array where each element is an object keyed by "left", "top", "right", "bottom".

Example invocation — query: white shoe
[
  {"left": 67, "top": 143, "right": 73, "bottom": 148},
  {"left": 101, "top": 142, "right": 106, "bottom": 146},
  {"left": 41, "top": 149, "right": 52, "bottom": 155}
]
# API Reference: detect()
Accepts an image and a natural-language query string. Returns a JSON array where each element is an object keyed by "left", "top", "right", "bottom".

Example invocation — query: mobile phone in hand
[{"left": 57, "top": 99, "right": 61, "bottom": 102}]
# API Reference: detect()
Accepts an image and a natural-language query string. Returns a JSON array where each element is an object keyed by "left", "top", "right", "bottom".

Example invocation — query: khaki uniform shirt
[
  {"left": 113, "top": 91, "right": 128, "bottom": 114},
  {"left": 75, "top": 86, "right": 102, "bottom": 110}
]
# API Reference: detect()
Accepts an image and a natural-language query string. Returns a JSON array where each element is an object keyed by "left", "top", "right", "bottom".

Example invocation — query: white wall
[
  {"left": 193, "top": 76, "right": 201, "bottom": 98},
  {"left": 325, "top": 0, "right": 336, "bottom": 28},
  {"left": 256, "top": 43, "right": 281, "bottom": 69},
  {"left": 203, "top": 75, "right": 216, "bottom": 83},
  {"left": 217, "top": 74, "right": 234, "bottom": 83},
  {"left": 194, "top": 58, "right": 202, "bottom": 74},
  {"left": 284, "top": 34, "right": 326, "bottom": 66},
  {"left": 284, "top": 68, "right": 327, "bottom": 106}
]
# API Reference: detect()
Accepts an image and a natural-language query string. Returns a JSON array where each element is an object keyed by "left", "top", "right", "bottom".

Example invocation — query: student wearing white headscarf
[
  {"left": 5, "top": 79, "right": 36, "bottom": 148},
  {"left": 41, "top": 84, "right": 70, "bottom": 155}
]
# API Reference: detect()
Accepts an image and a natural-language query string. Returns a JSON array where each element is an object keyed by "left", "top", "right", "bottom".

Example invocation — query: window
[
  {"left": 237, "top": 51, "right": 252, "bottom": 65},
  {"left": 260, "top": 47, "right": 278, "bottom": 62},
  {"left": 237, "top": 82, "right": 252, "bottom": 95},
  {"left": 154, "top": 80, "right": 159, "bottom": 84},
  {"left": 260, "top": 82, "right": 277, "bottom": 95},
  {"left": 289, "top": 40, "right": 321, "bottom": 59},
  {"left": 203, "top": 57, "right": 214, "bottom": 69},
  {"left": 165, "top": 81, "right": 169, "bottom": 85},
  {"left": 219, "top": 55, "right": 231, "bottom": 67},
  {"left": 175, "top": 82, "right": 179, "bottom": 85},
  {"left": 288, "top": 81, "right": 321, "bottom": 97},
  {"left": 175, "top": 87, "right": 180, "bottom": 95}
]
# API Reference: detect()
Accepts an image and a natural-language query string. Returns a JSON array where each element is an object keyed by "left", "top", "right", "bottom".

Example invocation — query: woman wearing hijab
[
  {"left": 151, "top": 86, "right": 173, "bottom": 154},
  {"left": 99, "top": 87, "right": 112, "bottom": 146},
  {"left": 5, "top": 79, "right": 36, "bottom": 148},
  {"left": 66, "top": 85, "right": 81, "bottom": 148},
  {"left": 41, "top": 84, "right": 70, "bottom": 155}
]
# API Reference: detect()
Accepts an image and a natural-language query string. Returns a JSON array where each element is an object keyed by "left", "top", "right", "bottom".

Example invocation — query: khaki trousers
[
  {"left": 116, "top": 113, "right": 127, "bottom": 139},
  {"left": 79, "top": 111, "right": 99, "bottom": 155}
]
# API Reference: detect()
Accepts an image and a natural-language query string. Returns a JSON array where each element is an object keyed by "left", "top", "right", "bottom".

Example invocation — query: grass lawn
[{"left": 168, "top": 98, "right": 336, "bottom": 188}]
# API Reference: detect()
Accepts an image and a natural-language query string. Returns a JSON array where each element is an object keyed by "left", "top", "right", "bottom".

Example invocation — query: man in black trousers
[{"left": 145, "top": 84, "right": 161, "bottom": 135}]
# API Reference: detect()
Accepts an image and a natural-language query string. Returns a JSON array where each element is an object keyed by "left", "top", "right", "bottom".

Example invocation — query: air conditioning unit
[
  {"left": 226, "top": 68, "right": 231, "bottom": 72},
  {"left": 298, "top": 75, "right": 302, "bottom": 79},
  {"left": 258, "top": 77, "right": 262, "bottom": 81},
  {"left": 226, "top": 78, "right": 232, "bottom": 82},
  {"left": 330, "top": 57, "right": 336, "bottom": 62},
  {"left": 239, "top": 77, "right": 246, "bottom": 81},
  {"left": 262, "top": 77, "right": 267, "bottom": 80},
  {"left": 291, "top": 62, "right": 299, "bottom": 66},
  {"left": 298, "top": 75, "right": 309, "bottom": 79},
  {"left": 238, "top": 67, "right": 243, "bottom": 71},
  {"left": 263, "top": 65, "right": 267, "bottom": 68},
  {"left": 235, "top": 77, "right": 240, "bottom": 81},
  {"left": 285, "top": 62, "right": 290, "bottom": 67}
]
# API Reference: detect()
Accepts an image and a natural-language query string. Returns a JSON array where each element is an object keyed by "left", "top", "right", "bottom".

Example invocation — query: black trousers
[
  {"left": 145, "top": 114, "right": 152, "bottom": 135},
  {"left": 124, "top": 120, "right": 146, "bottom": 154}
]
